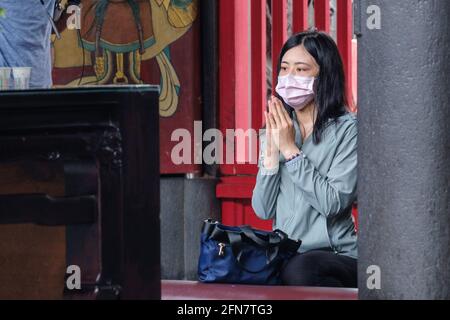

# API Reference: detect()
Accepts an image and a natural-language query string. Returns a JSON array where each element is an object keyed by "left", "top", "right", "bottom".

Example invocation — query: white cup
[
  {"left": 0, "top": 67, "right": 11, "bottom": 90},
  {"left": 12, "top": 67, "right": 32, "bottom": 90}
]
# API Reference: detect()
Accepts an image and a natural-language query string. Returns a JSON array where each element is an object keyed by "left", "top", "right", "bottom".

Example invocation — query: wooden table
[{"left": 0, "top": 86, "right": 161, "bottom": 299}]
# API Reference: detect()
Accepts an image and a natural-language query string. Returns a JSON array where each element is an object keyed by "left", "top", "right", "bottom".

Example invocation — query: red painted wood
[
  {"left": 219, "top": 0, "right": 237, "bottom": 176},
  {"left": 234, "top": 0, "right": 251, "bottom": 167},
  {"left": 219, "top": 0, "right": 258, "bottom": 176},
  {"left": 352, "top": 204, "right": 358, "bottom": 231},
  {"left": 244, "top": 204, "right": 273, "bottom": 230},
  {"left": 234, "top": 202, "right": 245, "bottom": 226},
  {"left": 314, "top": 0, "right": 330, "bottom": 33},
  {"left": 220, "top": 199, "right": 273, "bottom": 230},
  {"left": 351, "top": 39, "right": 358, "bottom": 111},
  {"left": 337, "top": 0, "right": 355, "bottom": 111},
  {"left": 271, "top": 0, "right": 288, "bottom": 94},
  {"left": 251, "top": 0, "right": 267, "bottom": 131},
  {"left": 216, "top": 184, "right": 254, "bottom": 199},
  {"left": 217, "top": 176, "right": 272, "bottom": 230},
  {"left": 217, "top": 176, "right": 256, "bottom": 185},
  {"left": 292, "top": 0, "right": 309, "bottom": 33},
  {"left": 162, "top": 280, "right": 359, "bottom": 300},
  {"left": 221, "top": 201, "right": 236, "bottom": 226},
  {"left": 216, "top": 176, "right": 256, "bottom": 199},
  {"left": 220, "top": 164, "right": 258, "bottom": 176}
]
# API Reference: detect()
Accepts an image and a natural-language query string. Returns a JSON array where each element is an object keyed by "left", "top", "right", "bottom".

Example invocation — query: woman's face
[{"left": 279, "top": 45, "right": 320, "bottom": 78}]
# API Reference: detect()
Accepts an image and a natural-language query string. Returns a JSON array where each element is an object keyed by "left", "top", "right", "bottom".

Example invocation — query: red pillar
[
  {"left": 271, "top": 0, "right": 288, "bottom": 93},
  {"left": 251, "top": 0, "right": 267, "bottom": 131},
  {"left": 314, "top": 0, "right": 330, "bottom": 32},
  {"left": 337, "top": 0, "right": 355, "bottom": 111},
  {"left": 292, "top": 0, "right": 309, "bottom": 33}
]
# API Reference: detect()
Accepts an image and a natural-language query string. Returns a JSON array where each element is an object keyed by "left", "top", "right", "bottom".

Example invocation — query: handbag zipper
[{"left": 218, "top": 243, "right": 226, "bottom": 257}]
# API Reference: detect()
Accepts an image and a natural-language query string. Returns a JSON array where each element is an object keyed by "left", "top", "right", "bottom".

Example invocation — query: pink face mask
[{"left": 275, "top": 74, "right": 317, "bottom": 110}]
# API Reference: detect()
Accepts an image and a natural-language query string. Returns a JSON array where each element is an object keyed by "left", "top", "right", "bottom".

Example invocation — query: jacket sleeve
[
  {"left": 284, "top": 119, "right": 358, "bottom": 218},
  {"left": 251, "top": 131, "right": 281, "bottom": 220}
]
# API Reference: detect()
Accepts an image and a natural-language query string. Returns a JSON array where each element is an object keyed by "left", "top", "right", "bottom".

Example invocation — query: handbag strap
[
  {"left": 238, "top": 225, "right": 285, "bottom": 248},
  {"left": 228, "top": 231, "right": 281, "bottom": 274},
  {"left": 239, "top": 225, "right": 270, "bottom": 247}
]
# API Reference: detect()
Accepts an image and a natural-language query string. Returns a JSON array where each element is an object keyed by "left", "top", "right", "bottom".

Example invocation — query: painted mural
[
  {"left": 53, "top": 0, "right": 198, "bottom": 117},
  {"left": 53, "top": 0, "right": 202, "bottom": 174}
]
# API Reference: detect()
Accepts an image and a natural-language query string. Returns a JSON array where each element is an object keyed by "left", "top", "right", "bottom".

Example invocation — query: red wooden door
[{"left": 216, "top": 0, "right": 358, "bottom": 230}]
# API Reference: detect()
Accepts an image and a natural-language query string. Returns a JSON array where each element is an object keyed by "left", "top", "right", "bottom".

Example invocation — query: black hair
[{"left": 274, "top": 30, "right": 348, "bottom": 145}]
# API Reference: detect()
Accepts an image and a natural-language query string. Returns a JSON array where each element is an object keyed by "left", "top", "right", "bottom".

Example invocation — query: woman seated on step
[{"left": 252, "top": 30, "right": 358, "bottom": 288}]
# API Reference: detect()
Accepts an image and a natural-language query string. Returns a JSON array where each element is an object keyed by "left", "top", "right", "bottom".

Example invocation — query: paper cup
[
  {"left": 0, "top": 67, "right": 11, "bottom": 90},
  {"left": 12, "top": 67, "right": 32, "bottom": 90}
]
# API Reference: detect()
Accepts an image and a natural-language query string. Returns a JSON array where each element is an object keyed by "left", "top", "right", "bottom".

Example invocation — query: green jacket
[{"left": 251, "top": 111, "right": 358, "bottom": 259}]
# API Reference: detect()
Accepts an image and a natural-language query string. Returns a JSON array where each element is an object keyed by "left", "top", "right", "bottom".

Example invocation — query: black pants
[{"left": 280, "top": 249, "right": 357, "bottom": 288}]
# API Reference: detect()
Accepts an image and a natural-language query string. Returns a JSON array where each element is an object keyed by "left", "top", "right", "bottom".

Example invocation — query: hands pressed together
[{"left": 263, "top": 96, "right": 301, "bottom": 169}]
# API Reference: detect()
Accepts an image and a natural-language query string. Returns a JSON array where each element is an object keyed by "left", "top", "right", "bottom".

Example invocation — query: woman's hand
[
  {"left": 268, "top": 96, "right": 300, "bottom": 160},
  {"left": 263, "top": 100, "right": 279, "bottom": 170}
]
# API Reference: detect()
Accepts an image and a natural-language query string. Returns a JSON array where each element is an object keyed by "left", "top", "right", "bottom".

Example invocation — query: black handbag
[{"left": 198, "top": 219, "right": 301, "bottom": 285}]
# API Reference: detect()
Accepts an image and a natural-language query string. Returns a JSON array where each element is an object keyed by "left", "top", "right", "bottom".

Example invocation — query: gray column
[
  {"left": 357, "top": 0, "right": 450, "bottom": 299},
  {"left": 160, "top": 176, "right": 221, "bottom": 280}
]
